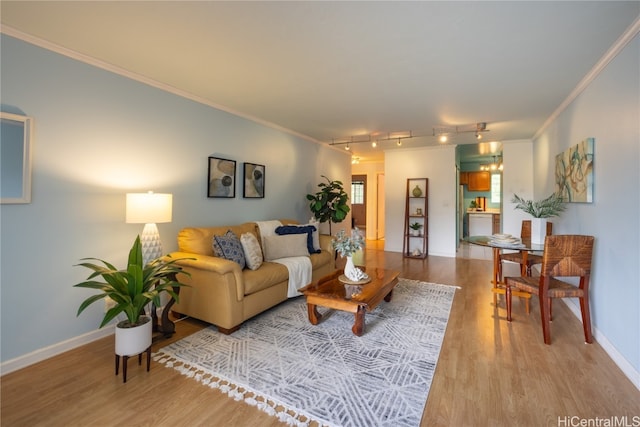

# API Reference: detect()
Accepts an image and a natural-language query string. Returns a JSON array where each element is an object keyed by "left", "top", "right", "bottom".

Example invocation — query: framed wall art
[
  {"left": 243, "top": 162, "right": 265, "bottom": 198},
  {"left": 555, "top": 137, "right": 594, "bottom": 203},
  {"left": 208, "top": 157, "right": 236, "bottom": 198}
]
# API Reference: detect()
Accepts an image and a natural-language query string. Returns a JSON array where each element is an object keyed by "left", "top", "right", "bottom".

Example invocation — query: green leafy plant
[
  {"left": 306, "top": 175, "right": 350, "bottom": 234},
  {"left": 74, "top": 236, "right": 193, "bottom": 328},
  {"left": 332, "top": 228, "right": 365, "bottom": 258},
  {"left": 409, "top": 222, "right": 423, "bottom": 230},
  {"left": 511, "top": 193, "right": 566, "bottom": 218}
]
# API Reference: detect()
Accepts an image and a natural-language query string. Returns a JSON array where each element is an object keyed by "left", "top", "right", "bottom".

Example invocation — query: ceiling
[{"left": 2, "top": 1, "right": 639, "bottom": 163}]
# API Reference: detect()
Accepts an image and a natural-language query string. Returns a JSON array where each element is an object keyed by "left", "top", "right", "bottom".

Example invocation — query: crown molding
[{"left": 534, "top": 15, "right": 640, "bottom": 140}]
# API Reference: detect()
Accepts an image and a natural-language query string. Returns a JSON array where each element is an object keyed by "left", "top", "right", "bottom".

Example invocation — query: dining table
[{"left": 466, "top": 235, "right": 545, "bottom": 311}]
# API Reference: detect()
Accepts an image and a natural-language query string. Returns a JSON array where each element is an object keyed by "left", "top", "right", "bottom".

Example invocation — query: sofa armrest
[
  {"left": 168, "top": 252, "right": 245, "bottom": 301},
  {"left": 168, "top": 252, "right": 239, "bottom": 274}
]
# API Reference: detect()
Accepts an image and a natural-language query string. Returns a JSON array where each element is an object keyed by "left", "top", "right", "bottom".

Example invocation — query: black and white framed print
[
  {"left": 208, "top": 157, "right": 236, "bottom": 198},
  {"left": 243, "top": 162, "right": 265, "bottom": 198}
]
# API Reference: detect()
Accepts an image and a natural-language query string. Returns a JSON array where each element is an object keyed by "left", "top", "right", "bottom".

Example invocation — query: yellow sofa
[{"left": 168, "top": 220, "right": 335, "bottom": 334}]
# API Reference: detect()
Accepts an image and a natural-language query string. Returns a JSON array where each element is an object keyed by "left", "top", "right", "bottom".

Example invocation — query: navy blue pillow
[{"left": 275, "top": 225, "right": 320, "bottom": 254}]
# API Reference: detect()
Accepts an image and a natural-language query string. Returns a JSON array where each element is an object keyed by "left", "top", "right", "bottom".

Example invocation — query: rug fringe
[
  {"left": 154, "top": 352, "right": 321, "bottom": 427},
  {"left": 399, "top": 277, "right": 462, "bottom": 290}
]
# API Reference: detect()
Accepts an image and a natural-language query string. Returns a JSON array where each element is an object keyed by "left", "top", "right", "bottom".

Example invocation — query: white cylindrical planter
[
  {"left": 531, "top": 218, "right": 547, "bottom": 245},
  {"left": 115, "top": 316, "right": 152, "bottom": 356}
]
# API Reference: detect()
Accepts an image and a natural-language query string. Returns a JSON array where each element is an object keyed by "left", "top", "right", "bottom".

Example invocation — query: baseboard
[
  {"left": 562, "top": 299, "right": 640, "bottom": 391},
  {"left": 1, "top": 326, "right": 114, "bottom": 376}
]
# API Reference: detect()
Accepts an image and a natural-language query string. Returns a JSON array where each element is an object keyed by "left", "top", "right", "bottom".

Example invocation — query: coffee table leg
[
  {"left": 384, "top": 289, "right": 394, "bottom": 302},
  {"left": 307, "top": 303, "right": 321, "bottom": 325},
  {"left": 352, "top": 305, "right": 366, "bottom": 336}
]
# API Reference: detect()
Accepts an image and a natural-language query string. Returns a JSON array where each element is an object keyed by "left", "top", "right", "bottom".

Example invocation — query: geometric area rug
[{"left": 154, "top": 279, "right": 458, "bottom": 427}]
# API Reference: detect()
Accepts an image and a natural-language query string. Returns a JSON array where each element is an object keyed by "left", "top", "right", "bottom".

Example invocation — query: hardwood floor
[{"left": 2, "top": 243, "right": 638, "bottom": 426}]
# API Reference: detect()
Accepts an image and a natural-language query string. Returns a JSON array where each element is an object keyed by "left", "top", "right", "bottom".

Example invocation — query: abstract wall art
[
  {"left": 208, "top": 157, "right": 236, "bottom": 198},
  {"left": 243, "top": 162, "right": 265, "bottom": 198},
  {"left": 555, "top": 138, "right": 594, "bottom": 203}
]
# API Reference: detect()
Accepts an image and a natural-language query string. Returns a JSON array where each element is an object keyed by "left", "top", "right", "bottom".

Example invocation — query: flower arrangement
[
  {"left": 511, "top": 193, "right": 566, "bottom": 218},
  {"left": 332, "top": 228, "right": 365, "bottom": 258}
]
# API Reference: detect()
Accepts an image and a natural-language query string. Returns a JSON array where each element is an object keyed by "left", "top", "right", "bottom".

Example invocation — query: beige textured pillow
[
  {"left": 240, "top": 232, "right": 263, "bottom": 270},
  {"left": 263, "top": 234, "right": 309, "bottom": 261}
]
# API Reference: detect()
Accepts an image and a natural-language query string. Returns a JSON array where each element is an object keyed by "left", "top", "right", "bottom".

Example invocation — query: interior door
[{"left": 351, "top": 174, "right": 366, "bottom": 231}]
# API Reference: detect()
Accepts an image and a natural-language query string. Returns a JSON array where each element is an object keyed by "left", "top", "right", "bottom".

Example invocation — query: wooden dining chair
[
  {"left": 505, "top": 235, "right": 595, "bottom": 345},
  {"left": 498, "top": 220, "right": 552, "bottom": 279}
]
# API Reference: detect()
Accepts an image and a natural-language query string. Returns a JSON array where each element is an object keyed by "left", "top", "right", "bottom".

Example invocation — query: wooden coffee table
[{"left": 298, "top": 268, "right": 400, "bottom": 336}]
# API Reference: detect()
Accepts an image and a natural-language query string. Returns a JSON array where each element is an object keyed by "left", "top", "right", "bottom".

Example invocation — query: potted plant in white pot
[
  {"left": 332, "top": 228, "right": 369, "bottom": 283},
  {"left": 511, "top": 193, "right": 566, "bottom": 244},
  {"left": 74, "top": 236, "right": 191, "bottom": 359},
  {"left": 409, "top": 222, "right": 423, "bottom": 236}
]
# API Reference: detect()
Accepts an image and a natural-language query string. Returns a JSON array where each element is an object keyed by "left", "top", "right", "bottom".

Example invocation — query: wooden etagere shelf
[{"left": 403, "top": 178, "right": 428, "bottom": 258}]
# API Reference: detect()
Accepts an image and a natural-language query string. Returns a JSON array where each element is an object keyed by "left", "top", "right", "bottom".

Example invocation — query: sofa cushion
[
  {"left": 275, "top": 225, "right": 320, "bottom": 254},
  {"left": 212, "top": 235, "right": 224, "bottom": 257},
  {"left": 309, "top": 250, "right": 332, "bottom": 270},
  {"left": 243, "top": 262, "right": 289, "bottom": 295},
  {"left": 304, "top": 223, "right": 322, "bottom": 252},
  {"left": 263, "top": 234, "right": 309, "bottom": 261},
  {"left": 240, "top": 232, "right": 263, "bottom": 270},
  {"left": 178, "top": 223, "right": 258, "bottom": 256},
  {"left": 213, "top": 230, "right": 246, "bottom": 268}
]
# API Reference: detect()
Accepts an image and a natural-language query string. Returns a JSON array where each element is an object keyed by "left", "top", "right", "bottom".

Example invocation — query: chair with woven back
[
  {"left": 505, "top": 234, "right": 595, "bottom": 345},
  {"left": 498, "top": 220, "right": 552, "bottom": 280}
]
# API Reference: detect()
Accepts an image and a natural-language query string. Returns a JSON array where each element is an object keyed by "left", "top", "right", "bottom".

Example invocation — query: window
[
  {"left": 491, "top": 173, "right": 501, "bottom": 203},
  {"left": 351, "top": 181, "right": 364, "bottom": 204}
]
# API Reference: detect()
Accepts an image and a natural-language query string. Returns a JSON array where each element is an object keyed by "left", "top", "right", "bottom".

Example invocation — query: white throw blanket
[{"left": 256, "top": 220, "right": 313, "bottom": 298}]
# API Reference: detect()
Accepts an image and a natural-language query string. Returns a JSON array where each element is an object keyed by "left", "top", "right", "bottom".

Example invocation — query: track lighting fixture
[
  {"left": 433, "top": 122, "right": 489, "bottom": 144},
  {"left": 329, "top": 131, "right": 412, "bottom": 149}
]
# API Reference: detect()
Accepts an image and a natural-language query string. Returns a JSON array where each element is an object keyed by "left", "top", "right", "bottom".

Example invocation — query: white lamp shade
[{"left": 126, "top": 192, "right": 172, "bottom": 224}]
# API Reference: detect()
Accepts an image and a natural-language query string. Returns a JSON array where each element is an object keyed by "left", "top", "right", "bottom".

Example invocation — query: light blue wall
[
  {"left": 0, "top": 35, "right": 350, "bottom": 363},
  {"left": 534, "top": 34, "right": 639, "bottom": 377}
]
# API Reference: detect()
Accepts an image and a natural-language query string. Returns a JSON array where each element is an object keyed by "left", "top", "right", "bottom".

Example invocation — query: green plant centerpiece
[
  {"left": 511, "top": 193, "right": 566, "bottom": 244},
  {"left": 306, "top": 175, "right": 350, "bottom": 235},
  {"left": 332, "top": 228, "right": 369, "bottom": 283},
  {"left": 74, "top": 235, "right": 191, "bottom": 329},
  {"left": 511, "top": 193, "right": 566, "bottom": 218}
]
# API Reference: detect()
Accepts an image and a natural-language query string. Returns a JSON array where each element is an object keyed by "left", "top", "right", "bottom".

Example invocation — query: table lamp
[{"left": 126, "top": 192, "right": 173, "bottom": 265}]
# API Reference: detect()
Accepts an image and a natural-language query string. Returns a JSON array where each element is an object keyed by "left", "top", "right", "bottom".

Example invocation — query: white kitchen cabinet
[{"left": 469, "top": 213, "right": 493, "bottom": 236}]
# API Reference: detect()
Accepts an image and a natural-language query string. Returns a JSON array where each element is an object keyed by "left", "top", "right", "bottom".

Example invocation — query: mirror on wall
[{"left": 1, "top": 112, "right": 33, "bottom": 204}]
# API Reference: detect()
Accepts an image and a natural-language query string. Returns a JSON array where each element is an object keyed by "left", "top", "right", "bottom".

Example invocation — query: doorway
[
  {"left": 351, "top": 175, "right": 366, "bottom": 232},
  {"left": 377, "top": 173, "right": 385, "bottom": 239}
]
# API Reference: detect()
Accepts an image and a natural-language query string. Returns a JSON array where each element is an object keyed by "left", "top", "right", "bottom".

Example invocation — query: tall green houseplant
[{"left": 306, "top": 175, "right": 350, "bottom": 235}]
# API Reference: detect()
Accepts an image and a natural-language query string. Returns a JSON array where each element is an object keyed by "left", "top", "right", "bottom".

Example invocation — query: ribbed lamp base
[{"left": 140, "top": 223, "right": 162, "bottom": 265}]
